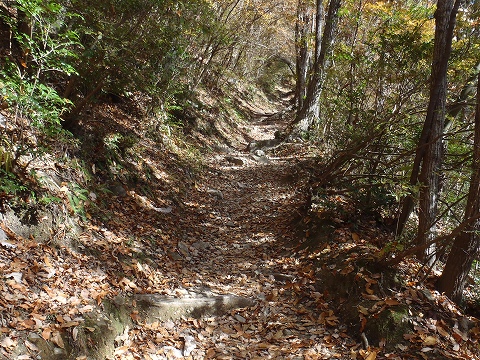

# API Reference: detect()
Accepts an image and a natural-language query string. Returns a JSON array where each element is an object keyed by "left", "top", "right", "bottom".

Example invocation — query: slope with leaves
[{"left": 0, "top": 78, "right": 480, "bottom": 360}]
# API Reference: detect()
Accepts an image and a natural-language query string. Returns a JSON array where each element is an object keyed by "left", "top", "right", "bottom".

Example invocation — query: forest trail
[
  {"left": 1, "top": 89, "right": 358, "bottom": 360},
  {"left": 2, "top": 97, "right": 478, "bottom": 359},
  {"left": 127, "top": 110, "right": 356, "bottom": 358}
]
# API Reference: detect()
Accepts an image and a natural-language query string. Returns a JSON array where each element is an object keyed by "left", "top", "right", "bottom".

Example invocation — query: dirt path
[
  {"left": 132, "top": 117, "right": 355, "bottom": 359},
  {"left": 0, "top": 101, "right": 355, "bottom": 360}
]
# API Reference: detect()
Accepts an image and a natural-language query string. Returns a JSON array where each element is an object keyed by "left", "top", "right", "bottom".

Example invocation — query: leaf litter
[{"left": 0, "top": 100, "right": 479, "bottom": 359}]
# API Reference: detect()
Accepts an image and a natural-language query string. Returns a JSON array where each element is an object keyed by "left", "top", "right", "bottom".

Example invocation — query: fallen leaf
[
  {"left": 385, "top": 298, "right": 400, "bottom": 306},
  {"left": 423, "top": 336, "right": 437, "bottom": 346},
  {"left": 0, "top": 336, "right": 15, "bottom": 349},
  {"left": 42, "top": 328, "right": 52, "bottom": 340},
  {"left": 362, "top": 294, "right": 381, "bottom": 301},
  {"left": 358, "top": 305, "right": 369, "bottom": 315},
  {"left": 365, "top": 282, "right": 375, "bottom": 295},
  {"left": 51, "top": 331, "right": 65, "bottom": 349},
  {"left": 421, "top": 347, "right": 433, "bottom": 352}
]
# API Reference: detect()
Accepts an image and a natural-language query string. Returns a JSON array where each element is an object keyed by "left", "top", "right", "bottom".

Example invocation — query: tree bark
[
  {"left": 395, "top": 0, "right": 461, "bottom": 241},
  {"left": 436, "top": 72, "right": 480, "bottom": 305},
  {"left": 290, "top": 0, "right": 341, "bottom": 137},
  {"left": 294, "top": 0, "right": 315, "bottom": 113}
]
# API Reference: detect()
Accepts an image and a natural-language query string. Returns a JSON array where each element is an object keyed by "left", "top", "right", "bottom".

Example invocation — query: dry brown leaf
[
  {"left": 61, "top": 321, "right": 80, "bottom": 328},
  {"left": 436, "top": 325, "right": 449, "bottom": 338},
  {"left": 362, "top": 294, "right": 381, "bottom": 301},
  {"left": 423, "top": 336, "right": 437, "bottom": 346},
  {"left": 0, "top": 336, "right": 15, "bottom": 349},
  {"left": 51, "top": 331, "right": 65, "bottom": 349},
  {"left": 365, "top": 282, "right": 375, "bottom": 295},
  {"left": 360, "top": 315, "right": 367, "bottom": 333},
  {"left": 340, "top": 265, "right": 354, "bottom": 275},
  {"left": 42, "top": 327, "right": 52, "bottom": 341},
  {"left": 385, "top": 298, "right": 400, "bottom": 306},
  {"left": 44, "top": 255, "right": 52, "bottom": 268}
]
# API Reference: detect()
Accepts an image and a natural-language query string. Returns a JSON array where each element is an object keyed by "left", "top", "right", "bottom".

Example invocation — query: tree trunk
[
  {"left": 395, "top": 0, "right": 461, "bottom": 241},
  {"left": 416, "top": 0, "right": 461, "bottom": 264},
  {"left": 436, "top": 72, "right": 480, "bottom": 305},
  {"left": 294, "top": 0, "right": 315, "bottom": 113},
  {"left": 289, "top": 0, "right": 341, "bottom": 137}
]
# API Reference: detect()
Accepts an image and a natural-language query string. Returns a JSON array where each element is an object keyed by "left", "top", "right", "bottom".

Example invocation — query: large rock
[{"left": 118, "top": 290, "right": 256, "bottom": 322}]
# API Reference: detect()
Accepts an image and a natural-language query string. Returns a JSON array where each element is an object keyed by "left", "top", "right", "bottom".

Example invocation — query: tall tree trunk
[
  {"left": 395, "top": 0, "right": 461, "bottom": 240},
  {"left": 437, "top": 72, "right": 480, "bottom": 305},
  {"left": 416, "top": 0, "right": 461, "bottom": 264},
  {"left": 290, "top": 0, "right": 341, "bottom": 137},
  {"left": 294, "top": 0, "right": 315, "bottom": 113}
]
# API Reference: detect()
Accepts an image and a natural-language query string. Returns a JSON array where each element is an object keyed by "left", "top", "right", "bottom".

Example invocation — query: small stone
[
  {"left": 111, "top": 184, "right": 127, "bottom": 197},
  {"left": 53, "top": 347, "right": 66, "bottom": 355},
  {"left": 164, "top": 320, "right": 175, "bottom": 330},
  {"left": 226, "top": 156, "right": 244, "bottom": 166},
  {"left": 89, "top": 192, "right": 97, "bottom": 201},
  {"left": 192, "top": 241, "right": 209, "bottom": 250},
  {"left": 247, "top": 142, "right": 258, "bottom": 151},
  {"left": 183, "top": 335, "right": 196, "bottom": 356},
  {"left": 168, "top": 250, "right": 183, "bottom": 261},
  {"left": 207, "top": 188, "right": 223, "bottom": 199},
  {"left": 234, "top": 314, "right": 246, "bottom": 323},
  {"left": 236, "top": 182, "right": 248, "bottom": 189}
]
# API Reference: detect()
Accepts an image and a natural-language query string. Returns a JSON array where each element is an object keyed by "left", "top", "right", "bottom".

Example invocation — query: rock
[
  {"left": 162, "top": 346, "right": 183, "bottom": 358},
  {"left": 110, "top": 183, "right": 127, "bottom": 197},
  {"left": 0, "top": 239, "right": 15, "bottom": 249},
  {"left": 2, "top": 206, "right": 80, "bottom": 246},
  {"left": 246, "top": 142, "right": 258, "bottom": 151},
  {"left": 250, "top": 154, "right": 270, "bottom": 164},
  {"left": 192, "top": 241, "right": 209, "bottom": 250},
  {"left": 53, "top": 347, "right": 67, "bottom": 356},
  {"left": 234, "top": 314, "right": 247, "bottom": 323},
  {"left": 225, "top": 156, "right": 244, "bottom": 166},
  {"left": 236, "top": 182, "right": 248, "bottom": 189},
  {"left": 177, "top": 242, "right": 191, "bottom": 258},
  {"left": 247, "top": 138, "right": 281, "bottom": 152},
  {"left": 272, "top": 273, "right": 296, "bottom": 283},
  {"left": 207, "top": 188, "right": 223, "bottom": 199},
  {"left": 131, "top": 292, "right": 256, "bottom": 321},
  {"left": 182, "top": 335, "right": 196, "bottom": 356},
  {"left": 167, "top": 250, "right": 183, "bottom": 261},
  {"left": 153, "top": 206, "right": 172, "bottom": 213}
]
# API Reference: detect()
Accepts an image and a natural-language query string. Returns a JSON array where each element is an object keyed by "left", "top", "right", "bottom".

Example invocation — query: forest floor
[{"left": 1, "top": 86, "right": 480, "bottom": 359}]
